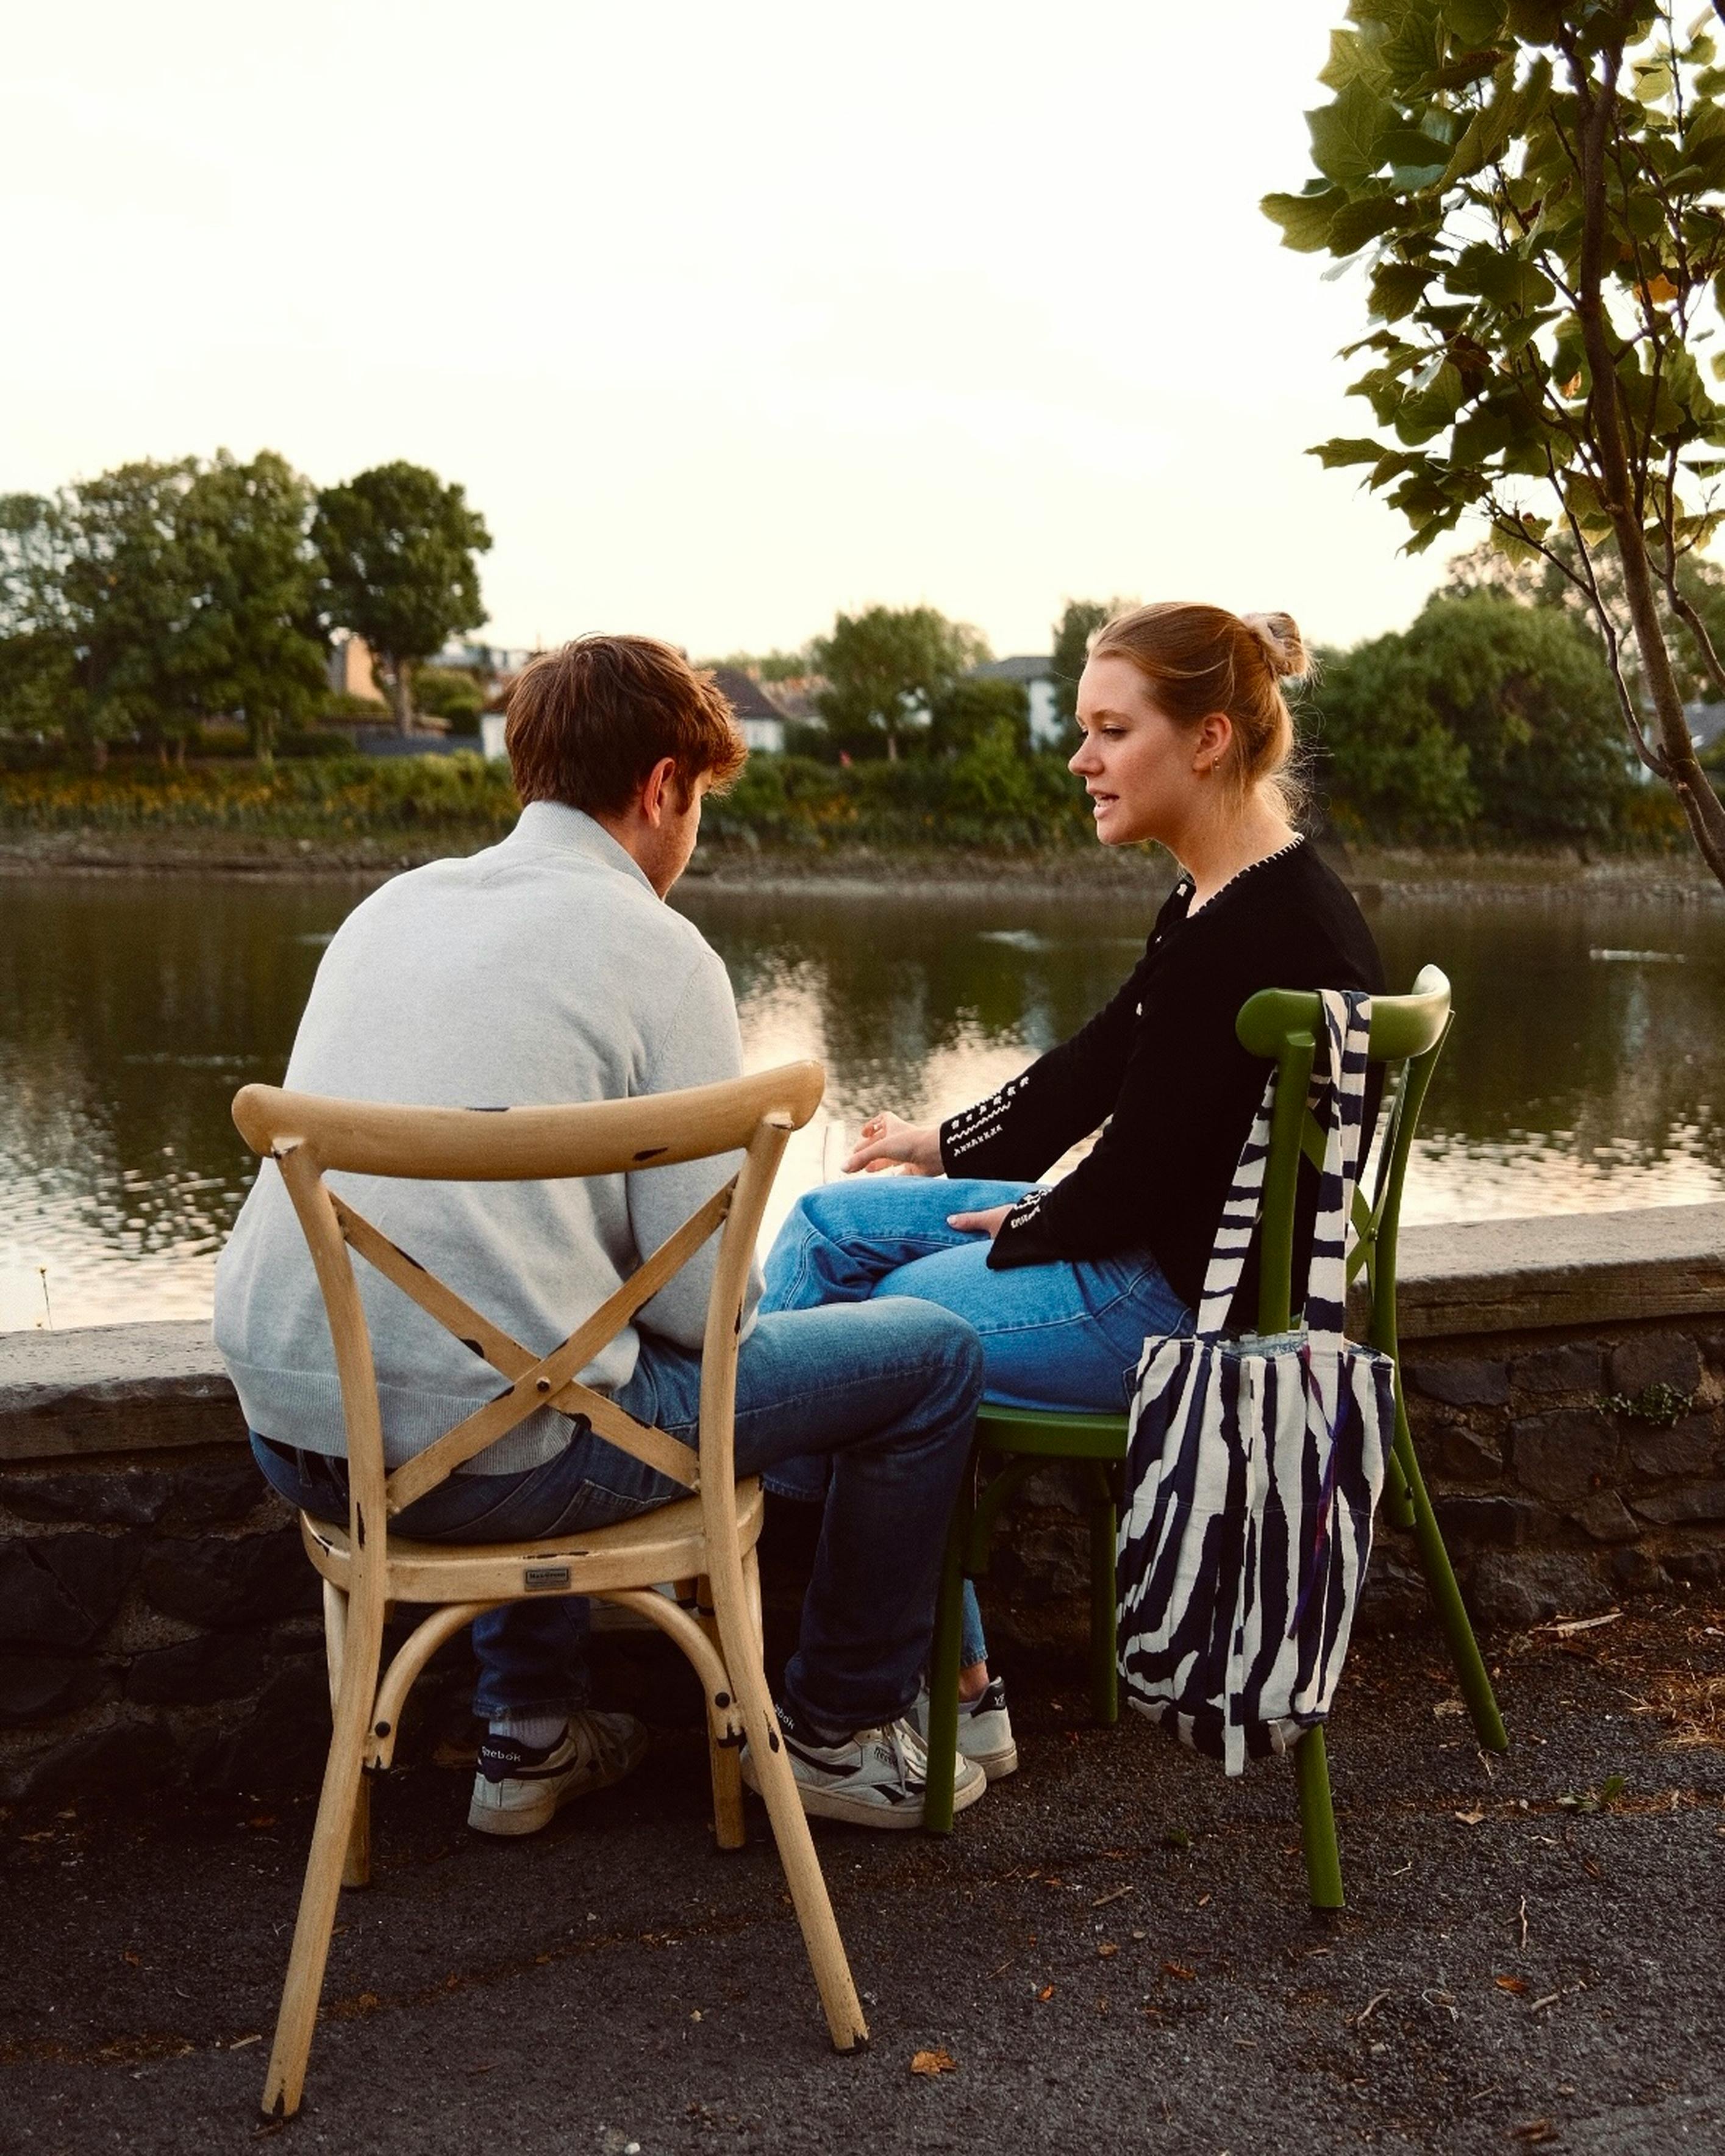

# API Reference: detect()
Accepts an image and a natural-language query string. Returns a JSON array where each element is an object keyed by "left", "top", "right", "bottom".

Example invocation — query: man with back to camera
[{"left": 213, "top": 635, "right": 989, "bottom": 1833}]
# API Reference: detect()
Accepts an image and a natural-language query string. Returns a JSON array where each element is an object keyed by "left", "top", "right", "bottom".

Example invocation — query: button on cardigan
[{"left": 939, "top": 839, "right": 1385, "bottom": 1326}]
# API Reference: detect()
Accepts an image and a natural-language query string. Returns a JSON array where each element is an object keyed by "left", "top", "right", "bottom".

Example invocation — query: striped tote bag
[{"left": 1116, "top": 989, "right": 1393, "bottom": 1775}]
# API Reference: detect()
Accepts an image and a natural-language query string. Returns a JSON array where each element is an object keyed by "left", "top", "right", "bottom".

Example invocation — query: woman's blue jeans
[
  {"left": 759, "top": 1176, "right": 1193, "bottom": 1668},
  {"left": 251, "top": 1291, "right": 983, "bottom": 1737}
]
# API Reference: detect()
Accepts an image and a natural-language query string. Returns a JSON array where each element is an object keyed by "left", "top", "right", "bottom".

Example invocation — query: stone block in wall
[
  {"left": 1424, "top": 1425, "right": 1505, "bottom": 1482},
  {"left": 1666, "top": 1548, "right": 1724, "bottom": 1587},
  {"left": 1609, "top": 1332, "right": 1702, "bottom": 1399},
  {"left": 10, "top": 1718, "right": 178, "bottom": 1807},
  {"left": 1407, "top": 1358, "right": 1509, "bottom": 1408},
  {"left": 1, "top": 1468, "right": 173, "bottom": 1527},
  {"left": 126, "top": 1632, "right": 268, "bottom": 1708},
  {"left": 1629, "top": 1413, "right": 1723, "bottom": 1480},
  {"left": 1632, "top": 1479, "right": 1725, "bottom": 1525},
  {"left": 0, "top": 1653, "right": 105, "bottom": 1725},
  {"left": 204, "top": 1661, "right": 330, "bottom": 1795},
  {"left": 0, "top": 1533, "right": 138, "bottom": 1650},
  {"left": 1510, "top": 1344, "right": 1604, "bottom": 1396},
  {"left": 1612, "top": 1547, "right": 1668, "bottom": 1594},
  {"left": 138, "top": 1529, "right": 318, "bottom": 1631},
  {"left": 1510, "top": 1409, "right": 1618, "bottom": 1506},
  {"left": 1574, "top": 1490, "right": 1641, "bottom": 1543},
  {"left": 1466, "top": 1551, "right": 1613, "bottom": 1631},
  {"left": 1432, "top": 1494, "right": 1551, "bottom": 1548}
]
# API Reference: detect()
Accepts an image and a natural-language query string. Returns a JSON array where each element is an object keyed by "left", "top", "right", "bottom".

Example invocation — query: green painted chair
[{"left": 923, "top": 964, "right": 1509, "bottom": 1905}]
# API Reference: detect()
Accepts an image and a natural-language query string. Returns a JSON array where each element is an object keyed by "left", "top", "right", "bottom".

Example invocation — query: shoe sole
[
  {"left": 468, "top": 1723, "right": 650, "bottom": 1838},
  {"left": 968, "top": 1740, "right": 1018, "bottom": 1782},
  {"left": 740, "top": 1754, "right": 988, "bottom": 1830}
]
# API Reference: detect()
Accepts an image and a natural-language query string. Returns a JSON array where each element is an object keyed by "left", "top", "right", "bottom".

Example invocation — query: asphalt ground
[{"left": 2, "top": 1596, "right": 1721, "bottom": 2156}]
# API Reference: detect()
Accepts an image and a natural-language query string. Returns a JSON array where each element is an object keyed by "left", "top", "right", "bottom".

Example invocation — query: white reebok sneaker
[
  {"left": 740, "top": 1702, "right": 987, "bottom": 1830},
  {"left": 467, "top": 1710, "right": 649, "bottom": 1837},
  {"left": 913, "top": 1674, "right": 1019, "bottom": 1782}
]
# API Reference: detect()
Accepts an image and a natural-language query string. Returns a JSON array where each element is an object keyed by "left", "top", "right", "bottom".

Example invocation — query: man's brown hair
[{"left": 504, "top": 635, "right": 748, "bottom": 813}]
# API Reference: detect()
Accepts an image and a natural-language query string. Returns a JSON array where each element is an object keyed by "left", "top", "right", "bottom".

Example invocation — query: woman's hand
[
  {"left": 845, "top": 1112, "right": 944, "bottom": 1177},
  {"left": 946, "top": 1203, "right": 1013, "bottom": 1240}
]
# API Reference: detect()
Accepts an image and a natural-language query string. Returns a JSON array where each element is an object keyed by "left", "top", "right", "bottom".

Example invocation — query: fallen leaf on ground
[
  {"left": 1097, "top": 1943, "right": 1118, "bottom": 1958},
  {"left": 1495, "top": 1975, "right": 1529, "bottom": 1994},
  {"left": 1434, "top": 1699, "right": 1465, "bottom": 1718},
  {"left": 910, "top": 2048, "right": 957, "bottom": 2076},
  {"left": 1512, "top": 2121, "right": 1560, "bottom": 2144},
  {"left": 1162, "top": 1961, "right": 1195, "bottom": 1982},
  {"left": 1455, "top": 1809, "right": 1486, "bottom": 1825},
  {"left": 1037, "top": 1985, "right": 1055, "bottom": 2002}
]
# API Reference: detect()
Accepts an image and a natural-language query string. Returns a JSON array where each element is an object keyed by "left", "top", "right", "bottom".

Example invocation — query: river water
[{"left": 4, "top": 869, "right": 1724, "bottom": 1334}]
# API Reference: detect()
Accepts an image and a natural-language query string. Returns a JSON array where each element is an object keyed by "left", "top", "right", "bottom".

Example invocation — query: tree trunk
[
  {"left": 1573, "top": 46, "right": 1725, "bottom": 888},
  {"left": 388, "top": 659, "right": 414, "bottom": 737}
]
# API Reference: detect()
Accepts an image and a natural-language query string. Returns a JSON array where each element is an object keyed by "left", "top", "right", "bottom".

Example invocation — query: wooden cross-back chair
[{"left": 230, "top": 1062, "right": 868, "bottom": 2121}]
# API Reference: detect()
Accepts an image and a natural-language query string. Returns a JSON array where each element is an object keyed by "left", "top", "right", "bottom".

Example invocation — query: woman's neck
[{"left": 1175, "top": 797, "right": 1299, "bottom": 913}]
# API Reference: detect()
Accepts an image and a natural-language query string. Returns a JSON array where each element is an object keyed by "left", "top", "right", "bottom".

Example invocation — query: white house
[
  {"left": 710, "top": 665, "right": 787, "bottom": 753},
  {"left": 967, "top": 655, "right": 1065, "bottom": 748}
]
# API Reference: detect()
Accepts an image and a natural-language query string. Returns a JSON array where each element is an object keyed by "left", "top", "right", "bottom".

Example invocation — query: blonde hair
[{"left": 1088, "top": 602, "right": 1308, "bottom": 821}]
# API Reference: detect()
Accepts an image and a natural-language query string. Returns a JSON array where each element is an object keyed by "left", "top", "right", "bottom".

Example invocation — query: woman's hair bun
[{"left": 1240, "top": 611, "right": 1307, "bottom": 681}]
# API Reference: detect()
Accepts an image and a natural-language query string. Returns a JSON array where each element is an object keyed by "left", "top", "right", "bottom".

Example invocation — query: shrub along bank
[{"left": 0, "top": 743, "right": 1103, "bottom": 852}]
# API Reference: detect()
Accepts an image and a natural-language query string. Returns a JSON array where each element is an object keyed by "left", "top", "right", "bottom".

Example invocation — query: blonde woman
[{"left": 761, "top": 602, "right": 1384, "bottom": 1777}]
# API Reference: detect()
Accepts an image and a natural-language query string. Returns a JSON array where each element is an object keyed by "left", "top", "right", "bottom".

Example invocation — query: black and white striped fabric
[{"left": 1116, "top": 990, "right": 1393, "bottom": 1776}]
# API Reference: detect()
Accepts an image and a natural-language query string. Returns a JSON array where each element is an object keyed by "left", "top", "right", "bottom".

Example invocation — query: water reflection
[{"left": 4, "top": 870, "right": 1724, "bottom": 1330}]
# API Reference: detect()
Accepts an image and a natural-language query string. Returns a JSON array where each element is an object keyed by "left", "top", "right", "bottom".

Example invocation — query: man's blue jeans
[
  {"left": 759, "top": 1176, "right": 1194, "bottom": 1667},
  {"left": 252, "top": 1294, "right": 983, "bottom": 1737}
]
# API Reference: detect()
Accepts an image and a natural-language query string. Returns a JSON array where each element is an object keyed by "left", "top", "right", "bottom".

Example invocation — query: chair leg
[
  {"left": 725, "top": 1545, "right": 868, "bottom": 2051},
  {"left": 1396, "top": 1418, "right": 1508, "bottom": 1753},
  {"left": 263, "top": 1595, "right": 384, "bottom": 2118},
  {"left": 922, "top": 1483, "right": 973, "bottom": 1838},
  {"left": 1295, "top": 1726, "right": 1345, "bottom": 1911},
  {"left": 1088, "top": 1470, "right": 1119, "bottom": 1727},
  {"left": 696, "top": 1574, "right": 746, "bottom": 1852},
  {"left": 320, "top": 1580, "right": 371, "bottom": 1890}
]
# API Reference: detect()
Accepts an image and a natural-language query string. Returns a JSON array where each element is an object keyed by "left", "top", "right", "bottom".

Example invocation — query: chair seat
[
  {"left": 976, "top": 1402, "right": 1129, "bottom": 1461},
  {"left": 299, "top": 1479, "right": 765, "bottom": 1604}
]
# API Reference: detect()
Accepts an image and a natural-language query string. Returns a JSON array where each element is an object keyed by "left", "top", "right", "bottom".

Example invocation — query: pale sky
[{"left": 4, "top": 1, "right": 1468, "bottom": 661}]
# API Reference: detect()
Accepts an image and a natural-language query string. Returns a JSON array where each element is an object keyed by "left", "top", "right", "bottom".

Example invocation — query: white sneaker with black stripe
[
  {"left": 912, "top": 1674, "right": 1018, "bottom": 1782},
  {"left": 467, "top": 1710, "right": 649, "bottom": 1837},
  {"left": 740, "top": 1702, "right": 987, "bottom": 1830}
]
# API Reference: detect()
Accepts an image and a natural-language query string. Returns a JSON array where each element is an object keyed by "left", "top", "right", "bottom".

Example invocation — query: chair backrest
[
  {"left": 1233, "top": 966, "right": 1451, "bottom": 1348},
  {"left": 230, "top": 1062, "right": 825, "bottom": 1562}
]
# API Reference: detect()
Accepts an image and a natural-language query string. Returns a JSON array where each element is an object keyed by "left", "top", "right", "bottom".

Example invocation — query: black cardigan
[{"left": 938, "top": 839, "right": 1385, "bottom": 1324}]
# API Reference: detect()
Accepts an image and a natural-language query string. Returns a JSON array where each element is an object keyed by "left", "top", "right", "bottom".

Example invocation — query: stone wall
[{"left": 4, "top": 1201, "right": 1725, "bottom": 1808}]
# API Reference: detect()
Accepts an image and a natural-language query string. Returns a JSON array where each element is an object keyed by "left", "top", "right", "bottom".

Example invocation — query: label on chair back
[{"left": 524, "top": 1565, "right": 573, "bottom": 1591}]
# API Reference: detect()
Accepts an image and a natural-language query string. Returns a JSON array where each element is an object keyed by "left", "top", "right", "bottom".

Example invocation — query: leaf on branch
[
  {"left": 1307, "top": 81, "right": 1396, "bottom": 187},
  {"left": 1437, "top": 1, "right": 1509, "bottom": 46},
  {"left": 1318, "top": 27, "right": 1392, "bottom": 96},
  {"left": 1312, "top": 438, "right": 1392, "bottom": 469},
  {"left": 1370, "top": 260, "right": 1434, "bottom": 323},
  {"left": 1262, "top": 188, "right": 1341, "bottom": 254},
  {"left": 1641, "top": 273, "right": 1682, "bottom": 305}
]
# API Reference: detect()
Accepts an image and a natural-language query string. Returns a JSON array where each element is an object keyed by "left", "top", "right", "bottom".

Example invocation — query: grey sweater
[{"left": 213, "top": 802, "right": 759, "bottom": 1474}]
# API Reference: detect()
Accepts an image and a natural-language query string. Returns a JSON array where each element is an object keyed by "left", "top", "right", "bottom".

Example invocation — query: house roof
[
  {"left": 709, "top": 665, "right": 787, "bottom": 721},
  {"left": 968, "top": 655, "right": 1055, "bottom": 684}
]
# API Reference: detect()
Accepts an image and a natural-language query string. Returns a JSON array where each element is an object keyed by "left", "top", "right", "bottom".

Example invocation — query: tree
[
  {"left": 1266, "top": 1, "right": 1725, "bottom": 883},
  {"left": 1313, "top": 590, "right": 1630, "bottom": 837},
  {"left": 810, "top": 605, "right": 989, "bottom": 761},
  {"left": 1049, "top": 597, "right": 1135, "bottom": 723},
  {"left": 177, "top": 451, "right": 326, "bottom": 765},
  {"left": 313, "top": 462, "right": 491, "bottom": 735},
  {"left": 0, "top": 461, "right": 203, "bottom": 768},
  {"left": 413, "top": 663, "right": 487, "bottom": 732},
  {"left": 928, "top": 675, "right": 1029, "bottom": 757}
]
